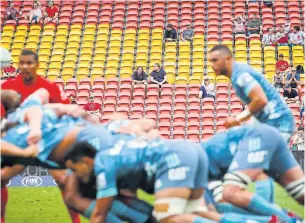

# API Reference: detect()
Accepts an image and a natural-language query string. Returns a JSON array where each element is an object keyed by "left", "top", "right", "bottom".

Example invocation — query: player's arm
[
  {"left": 63, "top": 173, "right": 93, "bottom": 214},
  {"left": 91, "top": 196, "right": 115, "bottom": 223},
  {"left": 1, "top": 141, "right": 38, "bottom": 157},
  {"left": 49, "top": 82, "right": 70, "bottom": 104}
]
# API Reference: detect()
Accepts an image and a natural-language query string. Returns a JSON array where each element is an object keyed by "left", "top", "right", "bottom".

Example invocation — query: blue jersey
[
  {"left": 231, "top": 62, "right": 295, "bottom": 134},
  {"left": 3, "top": 96, "right": 88, "bottom": 167},
  {"left": 202, "top": 123, "right": 298, "bottom": 180}
]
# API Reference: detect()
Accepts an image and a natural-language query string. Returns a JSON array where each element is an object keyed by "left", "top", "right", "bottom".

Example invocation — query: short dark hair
[
  {"left": 293, "top": 26, "right": 300, "bottom": 31},
  {"left": 298, "top": 126, "right": 304, "bottom": 131},
  {"left": 167, "top": 24, "right": 173, "bottom": 28},
  {"left": 20, "top": 50, "right": 38, "bottom": 62},
  {"left": 209, "top": 44, "right": 233, "bottom": 57},
  {"left": 279, "top": 54, "right": 284, "bottom": 57},
  {"left": 64, "top": 141, "right": 97, "bottom": 163}
]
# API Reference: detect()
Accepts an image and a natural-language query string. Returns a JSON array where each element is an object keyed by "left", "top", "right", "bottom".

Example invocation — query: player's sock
[
  {"left": 1, "top": 187, "right": 8, "bottom": 223},
  {"left": 220, "top": 213, "right": 272, "bottom": 223},
  {"left": 60, "top": 190, "right": 81, "bottom": 223},
  {"left": 193, "top": 216, "right": 218, "bottom": 223},
  {"left": 84, "top": 201, "right": 96, "bottom": 218},
  {"left": 106, "top": 212, "right": 124, "bottom": 223},
  {"left": 255, "top": 178, "right": 275, "bottom": 203},
  {"left": 110, "top": 200, "right": 149, "bottom": 223},
  {"left": 248, "top": 194, "right": 292, "bottom": 223},
  {"left": 216, "top": 203, "right": 253, "bottom": 215}
]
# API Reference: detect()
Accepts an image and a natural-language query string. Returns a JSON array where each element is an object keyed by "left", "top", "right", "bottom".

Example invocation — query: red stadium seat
[
  {"left": 104, "top": 100, "right": 116, "bottom": 109},
  {"left": 202, "top": 121, "right": 214, "bottom": 130},
  {"left": 159, "top": 114, "right": 171, "bottom": 123},
  {"left": 147, "top": 91, "right": 159, "bottom": 100},
  {"left": 187, "top": 130, "right": 200, "bottom": 142},
  {"left": 146, "top": 107, "right": 158, "bottom": 116},
  {"left": 202, "top": 113, "right": 214, "bottom": 122},
  {"left": 146, "top": 99, "right": 158, "bottom": 107},
  {"left": 188, "top": 98, "right": 200, "bottom": 107},
  {"left": 161, "top": 91, "right": 173, "bottom": 100},
  {"left": 202, "top": 129, "right": 214, "bottom": 139},
  {"left": 160, "top": 130, "right": 170, "bottom": 139},
  {"left": 120, "top": 78, "right": 133, "bottom": 85},
  {"left": 92, "top": 93, "right": 103, "bottom": 101},
  {"left": 174, "top": 106, "right": 185, "bottom": 115},
  {"left": 160, "top": 106, "right": 172, "bottom": 115},
  {"left": 147, "top": 84, "right": 160, "bottom": 93},
  {"left": 145, "top": 113, "right": 157, "bottom": 121},
  {"left": 117, "top": 99, "right": 130, "bottom": 108},
  {"left": 158, "top": 122, "right": 171, "bottom": 131},
  {"left": 216, "top": 105, "right": 229, "bottom": 113},
  {"left": 188, "top": 114, "right": 200, "bottom": 123},
  {"left": 175, "top": 91, "right": 187, "bottom": 99},
  {"left": 116, "top": 107, "right": 129, "bottom": 116},
  {"left": 104, "top": 92, "right": 117, "bottom": 100},
  {"left": 105, "top": 85, "right": 118, "bottom": 94},
  {"left": 202, "top": 98, "right": 215, "bottom": 106},
  {"left": 132, "top": 99, "right": 144, "bottom": 107},
  {"left": 188, "top": 106, "right": 200, "bottom": 114},
  {"left": 131, "top": 107, "right": 144, "bottom": 116},
  {"left": 78, "top": 85, "right": 90, "bottom": 94},
  {"left": 173, "top": 130, "right": 185, "bottom": 139},
  {"left": 66, "top": 78, "right": 78, "bottom": 88},
  {"left": 132, "top": 92, "right": 145, "bottom": 100},
  {"left": 160, "top": 98, "right": 172, "bottom": 107},
  {"left": 93, "top": 78, "right": 105, "bottom": 86},
  {"left": 174, "top": 98, "right": 187, "bottom": 107},
  {"left": 173, "top": 122, "right": 185, "bottom": 131},
  {"left": 202, "top": 105, "right": 214, "bottom": 113},
  {"left": 188, "top": 122, "right": 200, "bottom": 131},
  {"left": 161, "top": 84, "right": 173, "bottom": 92},
  {"left": 231, "top": 104, "right": 243, "bottom": 113},
  {"left": 65, "top": 86, "right": 77, "bottom": 95},
  {"left": 118, "top": 92, "right": 131, "bottom": 101},
  {"left": 216, "top": 113, "right": 229, "bottom": 122},
  {"left": 130, "top": 114, "right": 143, "bottom": 119},
  {"left": 173, "top": 114, "right": 186, "bottom": 123}
]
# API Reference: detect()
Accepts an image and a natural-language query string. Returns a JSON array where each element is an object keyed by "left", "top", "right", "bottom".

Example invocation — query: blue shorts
[
  {"left": 228, "top": 126, "right": 298, "bottom": 176},
  {"left": 155, "top": 140, "right": 208, "bottom": 192}
]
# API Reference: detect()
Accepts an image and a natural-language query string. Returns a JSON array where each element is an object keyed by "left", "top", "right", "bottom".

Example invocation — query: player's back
[{"left": 231, "top": 62, "right": 294, "bottom": 133}]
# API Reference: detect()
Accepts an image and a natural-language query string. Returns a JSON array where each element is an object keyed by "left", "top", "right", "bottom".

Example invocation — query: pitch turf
[{"left": 6, "top": 184, "right": 304, "bottom": 223}]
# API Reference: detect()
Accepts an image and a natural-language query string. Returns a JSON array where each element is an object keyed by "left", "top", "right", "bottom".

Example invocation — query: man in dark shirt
[
  {"left": 150, "top": 63, "right": 167, "bottom": 86},
  {"left": 132, "top": 67, "right": 147, "bottom": 85},
  {"left": 164, "top": 23, "right": 177, "bottom": 42},
  {"left": 283, "top": 84, "right": 299, "bottom": 104}
]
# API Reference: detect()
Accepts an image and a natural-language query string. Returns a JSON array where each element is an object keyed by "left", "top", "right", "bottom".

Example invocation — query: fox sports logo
[{"left": 22, "top": 176, "right": 43, "bottom": 187}]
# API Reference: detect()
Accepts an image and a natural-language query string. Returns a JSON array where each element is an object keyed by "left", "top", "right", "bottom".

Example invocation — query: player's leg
[
  {"left": 1, "top": 164, "right": 25, "bottom": 223},
  {"left": 50, "top": 170, "right": 81, "bottom": 223},
  {"left": 255, "top": 173, "right": 275, "bottom": 203}
]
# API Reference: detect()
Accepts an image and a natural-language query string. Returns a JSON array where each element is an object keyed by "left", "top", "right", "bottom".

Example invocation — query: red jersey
[
  {"left": 1, "top": 75, "right": 70, "bottom": 104},
  {"left": 3, "top": 66, "right": 16, "bottom": 74},
  {"left": 45, "top": 6, "right": 58, "bottom": 17},
  {"left": 83, "top": 102, "right": 101, "bottom": 111},
  {"left": 276, "top": 60, "right": 289, "bottom": 72}
]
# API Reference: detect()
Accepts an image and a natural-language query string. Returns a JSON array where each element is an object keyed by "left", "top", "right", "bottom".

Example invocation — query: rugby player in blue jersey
[
  {"left": 209, "top": 45, "right": 295, "bottom": 142},
  {"left": 202, "top": 123, "right": 304, "bottom": 222}
]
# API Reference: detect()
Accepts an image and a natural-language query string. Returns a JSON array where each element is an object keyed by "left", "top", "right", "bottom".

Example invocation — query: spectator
[
  {"left": 290, "top": 126, "right": 305, "bottom": 150},
  {"left": 275, "top": 25, "right": 290, "bottom": 46},
  {"left": 2, "top": 62, "right": 17, "bottom": 79},
  {"left": 44, "top": 1, "right": 59, "bottom": 24},
  {"left": 132, "top": 67, "right": 147, "bottom": 85},
  {"left": 199, "top": 77, "right": 215, "bottom": 99},
  {"left": 283, "top": 84, "right": 299, "bottom": 104},
  {"left": 180, "top": 24, "right": 194, "bottom": 42},
  {"left": 262, "top": 28, "right": 276, "bottom": 47},
  {"left": 286, "top": 67, "right": 301, "bottom": 90},
  {"left": 263, "top": 0, "right": 274, "bottom": 7},
  {"left": 289, "top": 26, "right": 305, "bottom": 46},
  {"left": 150, "top": 63, "right": 167, "bottom": 86},
  {"left": 5, "top": 2, "right": 19, "bottom": 21},
  {"left": 296, "top": 65, "right": 304, "bottom": 75},
  {"left": 276, "top": 54, "right": 289, "bottom": 74},
  {"left": 83, "top": 95, "right": 102, "bottom": 120},
  {"left": 232, "top": 15, "right": 246, "bottom": 35},
  {"left": 246, "top": 13, "right": 262, "bottom": 35},
  {"left": 68, "top": 94, "right": 77, "bottom": 104},
  {"left": 300, "top": 98, "right": 304, "bottom": 119},
  {"left": 27, "top": 2, "right": 42, "bottom": 24},
  {"left": 164, "top": 24, "right": 177, "bottom": 42},
  {"left": 273, "top": 69, "right": 285, "bottom": 90}
]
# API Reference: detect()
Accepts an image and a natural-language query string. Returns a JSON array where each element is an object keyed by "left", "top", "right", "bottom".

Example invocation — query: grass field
[{"left": 6, "top": 184, "right": 304, "bottom": 223}]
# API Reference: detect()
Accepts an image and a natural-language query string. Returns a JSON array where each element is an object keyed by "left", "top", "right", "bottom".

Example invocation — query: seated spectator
[
  {"left": 276, "top": 54, "right": 289, "bottom": 74},
  {"left": 164, "top": 24, "right": 177, "bottom": 42},
  {"left": 2, "top": 62, "right": 17, "bottom": 78},
  {"left": 286, "top": 67, "right": 301, "bottom": 90},
  {"left": 296, "top": 64, "right": 304, "bottom": 75},
  {"left": 275, "top": 24, "right": 290, "bottom": 46},
  {"left": 180, "top": 24, "right": 194, "bottom": 42},
  {"left": 290, "top": 126, "right": 305, "bottom": 150},
  {"left": 27, "top": 2, "right": 42, "bottom": 24},
  {"left": 5, "top": 2, "right": 19, "bottom": 21},
  {"left": 283, "top": 84, "right": 299, "bottom": 104},
  {"left": 246, "top": 13, "right": 262, "bottom": 35},
  {"left": 150, "top": 63, "right": 167, "bottom": 86},
  {"left": 199, "top": 77, "right": 215, "bottom": 99},
  {"left": 83, "top": 95, "right": 102, "bottom": 119},
  {"left": 263, "top": 0, "right": 274, "bottom": 7},
  {"left": 289, "top": 26, "right": 305, "bottom": 46},
  {"left": 44, "top": 1, "right": 59, "bottom": 24},
  {"left": 262, "top": 28, "right": 276, "bottom": 47},
  {"left": 132, "top": 67, "right": 147, "bottom": 85},
  {"left": 232, "top": 15, "right": 246, "bottom": 35},
  {"left": 273, "top": 69, "right": 285, "bottom": 90},
  {"left": 68, "top": 94, "right": 77, "bottom": 104}
]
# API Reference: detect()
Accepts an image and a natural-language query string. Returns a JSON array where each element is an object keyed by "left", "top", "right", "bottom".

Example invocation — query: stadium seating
[{"left": 1, "top": 0, "right": 304, "bottom": 140}]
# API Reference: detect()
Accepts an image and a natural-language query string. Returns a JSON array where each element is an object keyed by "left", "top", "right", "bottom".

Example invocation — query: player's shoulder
[
  {"left": 37, "top": 76, "right": 58, "bottom": 88},
  {"left": 1, "top": 76, "right": 20, "bottom": 88}
]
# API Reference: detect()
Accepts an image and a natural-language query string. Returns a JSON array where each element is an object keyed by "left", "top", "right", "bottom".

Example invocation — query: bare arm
[
  {"left": 1, "top": 141, "right": 38, "bottom": 157},
  {"left": 91, "top": 197, "right": 114, "bottom": 223}
]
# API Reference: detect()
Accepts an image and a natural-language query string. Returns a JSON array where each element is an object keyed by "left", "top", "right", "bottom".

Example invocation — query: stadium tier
[{"left": 1, "top": 0, "right": 304, "bottom": 141}]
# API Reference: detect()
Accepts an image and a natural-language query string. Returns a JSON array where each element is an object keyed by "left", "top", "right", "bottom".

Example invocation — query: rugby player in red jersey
[{"left": 1, "top": 50, "right": 80, "bottom": 223}]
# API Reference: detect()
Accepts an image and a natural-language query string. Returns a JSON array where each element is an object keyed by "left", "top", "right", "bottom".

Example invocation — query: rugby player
[
  {"left": 202, "top": 123, "right": 304, "bottom": 222},
  {"left": 209, "top": 45, "right": 295, "bottom": 142}
]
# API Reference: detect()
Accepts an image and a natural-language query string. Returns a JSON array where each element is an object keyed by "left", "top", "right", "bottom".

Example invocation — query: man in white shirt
[
  {"left": 289, "top": 26, "right": 305, "bottom": 46},
  {"left": 27, "top": 2, "right": 42, "bottom": 24},
  {"left": 262, "top": 28, "right": 276, "bottom": 47}
]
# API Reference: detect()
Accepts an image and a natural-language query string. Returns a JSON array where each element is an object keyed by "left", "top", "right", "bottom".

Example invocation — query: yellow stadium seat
[
  {"left": 91, "top": 69, "right": 104, "bottom": 79},
  {"left": 207, "top": 75, "right": 216, "bottom": 84},
  {"left": 0, "top": 43, "right": 10, "bottom": 50},
  {"left": 264, "top": 46, "right": 275, "bottom": 57},
  {"left": 235, "top": 51, "right": 247, "bottom": 61},
  {"left": 249, "top": 40, "right": 261, "bottom": 47},
  {"left": 3, "top": 26, "right": 15, "bottom": 32},
  {"left": 151, "top": 29, "right": 163, "bottom": 38},
  {"left": 120, "top": 67, "right": 133, "bottom": 78},
  {"left": 189, "top": 76, "right": 201, "bottom": 84},
  {"left": 278, "top": 46, "right": 290, "bottom": 59},
  {"left": 63, "top": 62, "right": 76, "bottom": 70},
  {"left": 175, "top": 76, "right": 188, "bottom": 85},
  {"left": 216, "top": 76, "right": 229, "bottom": 83},
  {"left": 105, "top": 69, "right": 118, "bottom": 79},
  {"left": 16, "top": 25, "right": 28, "bottom": 32},
  {"left": 192, "top": 68, "right": 204, "bottom": 78},
  {"left": 193, "top": 39, "right": 204, "bottom": 48},
  {"left": 300, "top": 74, "right": 305, "bottom": 82},
  {"left": 264, "top": 58, "right": 276, "bottom": 66},
  {"left": 235, "top": 40, "right": 247, "bottom": 48},
  {"left": 47, "top": 71, "right": 59, "bottom": 81}
]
